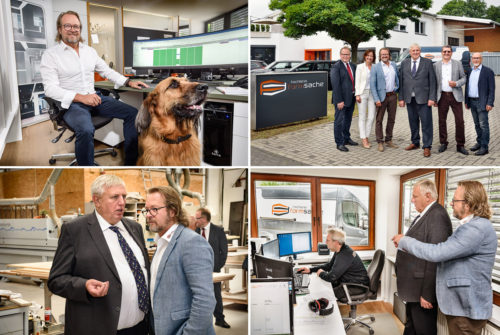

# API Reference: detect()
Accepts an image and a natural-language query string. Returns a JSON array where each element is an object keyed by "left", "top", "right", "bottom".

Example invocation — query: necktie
[
  {"left": 202, "top": 227, "right": 206, "bottom": 239},
  {"left": 109, "top": 225, "right": 149, "bottom": 313},
  {"left": 346, "top": 63, "right": 354, "bottom": 92},
  {"left": 409, "top": 215, "right": 420, "bottom": 229},
  {"left": 411, "top": 61, "right": 417, "bottom": 77}
]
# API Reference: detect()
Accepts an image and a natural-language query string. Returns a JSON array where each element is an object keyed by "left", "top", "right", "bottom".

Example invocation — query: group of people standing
[{"left": 332, "top": 44, "right": 496, "bottom": 157}]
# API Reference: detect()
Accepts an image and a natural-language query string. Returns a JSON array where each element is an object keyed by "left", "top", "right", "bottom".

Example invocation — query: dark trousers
[
  {"left": 117, "top": 319, "right": 147, "bottom": 335},
  {"left": 438, "top": 92, "right": 465, "bottom": 147},
  {"left": 407, "top": 98, "right": 433, "bottom": 149},
  {"left": 213, "top": 282, "right": 225, "bottom": 321},
  {"left": 333, "top": 100, "right": 355, "bottom": 146},
  {"left": 375, "top": 93, "right": 397, "bottom": 143},
  {"left": 469, "top": 99, "right": 490, "bottom": 150},
  {"left": 63, "top": 92, "right": 138, "bottom": 166},
  {"left": 446, "top": 315, "right": 487, "bottom": 335},
  {"left": 403, "top": 302, "right": 437, "bottom": 335}
]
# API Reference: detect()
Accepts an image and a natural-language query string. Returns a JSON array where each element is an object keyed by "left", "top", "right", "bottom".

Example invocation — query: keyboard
[{"left": 293, "top": 272, "right": 311, "bottom": 288}]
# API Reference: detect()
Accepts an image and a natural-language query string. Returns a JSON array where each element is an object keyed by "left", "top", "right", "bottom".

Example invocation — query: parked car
[
  {"left": 288, "top": 60, "right": 338, "bottom": 90},
  {"left": 251, "top": 60, "right": 268, "bottom": 73},
  {"left": 265, "top": 60, "right": 302, "bottom": 72}
]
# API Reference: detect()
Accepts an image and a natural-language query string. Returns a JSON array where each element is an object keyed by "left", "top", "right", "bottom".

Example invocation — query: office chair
[
  {"left": 336, "top": 249, "right": 385, "bottom": 334},
  {"left": 44, "top": 89, "right": 118, "bottom": 165}
]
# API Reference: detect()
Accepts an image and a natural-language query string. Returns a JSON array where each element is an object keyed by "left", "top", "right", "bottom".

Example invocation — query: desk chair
[
  {"left": 44, "top": 90, "right": 118, "bottom": 165},
  {"left": 337, "top": 249, "right": 385, "bottom": 334}
]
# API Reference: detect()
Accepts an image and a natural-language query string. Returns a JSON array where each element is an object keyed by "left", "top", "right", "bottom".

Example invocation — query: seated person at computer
[
  {"left": 297, "top": 228, "right": 369, "bottom": 300},
  {"left": 40, "top": 11, "right": 149, "bottom": 166}
]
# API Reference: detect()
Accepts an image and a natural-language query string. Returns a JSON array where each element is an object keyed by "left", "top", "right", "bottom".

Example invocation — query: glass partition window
[{"left": 400, "top": 172, "right": 436, "bottom": 234}]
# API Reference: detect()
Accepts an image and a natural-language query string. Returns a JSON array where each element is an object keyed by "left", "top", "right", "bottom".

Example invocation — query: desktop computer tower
[{"left": 203, "top": 102, "right": 233, "bottom": 166}]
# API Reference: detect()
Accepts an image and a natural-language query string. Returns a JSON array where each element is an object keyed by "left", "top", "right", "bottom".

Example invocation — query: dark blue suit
[
  {"left": 465, "top": 65, "right": 495, "bottom": 150},
  {"left": 331, "top": 61, "right": 356, "bottom": 146}
]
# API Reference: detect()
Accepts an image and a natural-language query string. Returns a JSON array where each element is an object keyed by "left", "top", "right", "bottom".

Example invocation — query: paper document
[{"left": 216, "top": 86, "right": 248, "bottom": 96}]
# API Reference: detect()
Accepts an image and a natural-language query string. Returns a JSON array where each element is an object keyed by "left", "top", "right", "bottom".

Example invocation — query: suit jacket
[
  {"left": 399, "top": 57, "right": 437, "bottom": 104},
  {"left": 48, "top": 213, "right": 150, "bottom": 335},
  {"left": 434, "top": 60, "right": 466, "bottom": 103},
  {"left": 399, "top": 216, "right": 497, "bottom": 320},
  {"left": 465, "top": 65, "right": 495, "bottom": 111},
  {"left": 331, "top": 61, "right": 356, "bottom": 107},
  {"left": 370, "top": 61, "right": 400, "bottom": 103},
  {"left": 395, "top": 202, "right": 452, "bottom": 303},
  {"left": 196, "top": 223, "right": 228, "bottom": 272},
  {"left": 152, "top": 224, "right": 216, "bottom": 335}
]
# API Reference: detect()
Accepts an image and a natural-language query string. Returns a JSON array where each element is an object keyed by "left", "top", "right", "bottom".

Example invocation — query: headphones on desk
[{"left": 308, "top": 298, "right": 334, "bottom": 316}]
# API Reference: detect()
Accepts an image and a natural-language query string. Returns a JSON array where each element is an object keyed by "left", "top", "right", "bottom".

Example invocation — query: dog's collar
[{"left": 161, "top": 134, "right": 192, "bottom": 144}]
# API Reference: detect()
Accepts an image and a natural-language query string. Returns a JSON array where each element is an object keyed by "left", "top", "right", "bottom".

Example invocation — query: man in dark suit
[
  {"left": 465, "top": 52, "right": 495, "bottom": 156},
  {"left": 195, "top": 207, "right": 229, "bottom": 328},
  {"left": 332, "top": 46, "right": 357, "bottom": 152},
  {"left": 399, "top": 44, "right": 437, "bottom": 157},
  {"left": 395, "top": 179, "right": 452, "bottom": 335},
  {"left": 48, "top": 175, "right": 150, "bottom": 335}
]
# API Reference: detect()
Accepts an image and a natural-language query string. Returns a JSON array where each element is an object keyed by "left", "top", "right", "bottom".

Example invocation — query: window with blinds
[
  {"left": 445, "top": 168, "right": 500, "bottom": 294},
  {"left": 230, "top": 6, "right": 248, "bottom": 28},
  {"left": 207, "top": 17, "right": 224, "bottom": 32}
]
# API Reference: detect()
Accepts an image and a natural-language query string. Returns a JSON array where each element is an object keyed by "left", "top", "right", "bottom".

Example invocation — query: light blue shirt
[{"left": 468, "top": 64, "right": 482, "bottom": 98}]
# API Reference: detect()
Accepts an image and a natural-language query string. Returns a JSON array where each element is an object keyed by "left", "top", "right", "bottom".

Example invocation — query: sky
[{"left": 250, "top": 0, "right": 498, "bottom": 19}]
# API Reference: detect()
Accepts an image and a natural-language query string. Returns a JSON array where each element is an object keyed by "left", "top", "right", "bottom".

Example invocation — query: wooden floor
[
  {"left": 0, "top": 120, "right": 124, "bottom": 166},
  {"left": 339, "top": 301, "right": 405, "bottom": 333}
]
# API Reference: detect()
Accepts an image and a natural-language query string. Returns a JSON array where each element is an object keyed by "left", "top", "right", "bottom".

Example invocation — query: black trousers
[
  {"left": 116, "top": 319, "right": 147, "bottom": 335},
  {"left": 214, "top": 282, "right": 225, "bottom": 321},
  {"left": 403, "top": 302, "right": 437, "bottom": 335}
]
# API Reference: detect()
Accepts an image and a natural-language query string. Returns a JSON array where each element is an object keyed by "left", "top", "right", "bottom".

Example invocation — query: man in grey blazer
[
  {"left": 395, "top": 179, "right": 452, "bottom": 335},
  {"left": 434, "top": 46, "right": 468, "bottom": 155},
  {"left": 394, "top": 180, "right": 497, "bottom": 335},
  {"left": 48, "top": 174, "right": 150, "bottom": 335},
  {"left": 146, "top": 186, "right": 215, "bottom": 335},
  {"left": 195, "top": 207, "right": 229, "bottom": 328},
  {"left": 399, "top": 44, "right": 437, "bottom": 157}
]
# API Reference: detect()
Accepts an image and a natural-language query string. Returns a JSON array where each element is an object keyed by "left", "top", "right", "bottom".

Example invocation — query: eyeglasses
[
  {"left": 141, "top": 206, "right": 167, "bottom": 216},
  {"left": 451, "top": 199, "right": 466, "bottom": 205},
  {"left": 442, "top": 51, "right": 452, "bottom": 54},
  {"left": 62, "top": 24, "right": 81, "bottom": 31}
]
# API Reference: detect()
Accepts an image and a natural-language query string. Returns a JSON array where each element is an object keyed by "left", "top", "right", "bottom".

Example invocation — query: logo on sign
[
  {"left": 260, "top": 80, "right": 287, "bottom": 96},
  {"left": 272, "top": 203, "right": 290, "bottom": 216}
]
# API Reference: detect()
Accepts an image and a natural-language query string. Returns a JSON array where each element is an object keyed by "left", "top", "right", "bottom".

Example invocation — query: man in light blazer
[
  {"left": 394, "top": 179, "right": 452, "bottom": 335},
  {"left": 146, "top": 186, "right": 215, "bottom": 335},
  {"left": 370, "top": 47, "right": 400, "bottom": 152},
  {"left": 48, "top": 174, "right": 150, "bottom": 335},
  {"left": 195, "top": 207, "right": 229, "bottom": 328},
  {"left": 433, "top": 46, "right": 468, "bottom": 155},
  {"left": 332, "top": 46, "right": 357, "bottom": 152},
  {"left": 393, "top": 180, "right": 497, "bottom": 335},
  {"left": 399, "top": 44, "right": 437, "bottom": 157},
  {"left": 464, "top": 52, "right": 496, "bottom": 156}
]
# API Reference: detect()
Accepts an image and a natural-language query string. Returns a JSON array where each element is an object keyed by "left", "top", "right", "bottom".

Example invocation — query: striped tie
[{"left": 109, "top": 225, "right": 149, "bottom": 313}]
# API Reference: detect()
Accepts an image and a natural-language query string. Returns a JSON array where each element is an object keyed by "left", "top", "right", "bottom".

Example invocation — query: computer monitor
[
  {"left": 132, "top": 26, "right": 248, "bottom": 76},
  {"left": 261, "top": 239, "right": 279, "bottom": 259},
  {"left": 254, "top": 254, "right": 296, "bottom": 304},
  {"left": 277, "top": 232, "right": 312, "bottom": 259},
  {"left": 251, "top": 278, "right": 294, "bottom": 335}
]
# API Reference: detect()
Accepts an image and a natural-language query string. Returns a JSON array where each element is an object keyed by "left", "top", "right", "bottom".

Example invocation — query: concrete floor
[{"left": 0, "top": 267, "right": 247, "bottom": 334}]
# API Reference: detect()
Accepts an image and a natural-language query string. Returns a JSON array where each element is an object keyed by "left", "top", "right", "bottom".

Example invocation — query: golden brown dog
[{"left": 135, "top": 77, "right": 208, "bottom": 166}]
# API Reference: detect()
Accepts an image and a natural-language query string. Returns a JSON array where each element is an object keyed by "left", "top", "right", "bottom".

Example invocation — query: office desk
[{"left": 294, "top": 275, "right": 346, "bottom": 334}]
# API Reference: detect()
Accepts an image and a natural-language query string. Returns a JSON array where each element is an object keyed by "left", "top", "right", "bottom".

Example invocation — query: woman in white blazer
[{"left": 355, "top": 50, "right": 376, "bottom": 149}]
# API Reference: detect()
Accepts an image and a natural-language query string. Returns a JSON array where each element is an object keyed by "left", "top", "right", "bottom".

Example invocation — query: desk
[
  {"left": 94, "top": 81, "right": 248, "bottom": 166},
  {"left": 0, "top": 302, "right": 30, "bottom": 335},
  {"left": 223, "top": 250, "right": 248, "bottom": 304},
  {"left": 294, "top": 275, "right": 346, "bottom": 334}
]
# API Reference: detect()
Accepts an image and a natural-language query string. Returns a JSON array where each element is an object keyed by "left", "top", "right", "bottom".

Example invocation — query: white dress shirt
[
  {"left": 382, "top": 62, "right": 396, "bottom": 92},
  {"left": 412, "top": 200, "right": 436, "bottom": 227},
  {"left": 150, "top": 223, "right": 179, "bottom": 309},
  {"left": 459, "top": 214, "right": 474, "bottom": 226},
  {"left": 200, "top": 222, "right": 211, "bottom": 241},
  {"left": 441, "top": 61, "right": 453, "bottom": 92},
  {"left": 95, "top": 211, "right": 147, "bottom": 330},
  {"left": 40, "top": 42, "right": 127, "bottom": 108}
]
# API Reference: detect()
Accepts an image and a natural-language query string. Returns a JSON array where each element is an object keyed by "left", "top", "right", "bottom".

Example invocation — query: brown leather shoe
[
  {"left": 405, "top": 143, "right": 420, "bottom": 151},
  {"left": 378, "top": 143, "right": 384, "bottom": 152},
  {"left": 423, "top": 148, "right": 431, "bottom": 157},
  {"left": 386, "top": 141, "right": 399, "bottom": 149}
]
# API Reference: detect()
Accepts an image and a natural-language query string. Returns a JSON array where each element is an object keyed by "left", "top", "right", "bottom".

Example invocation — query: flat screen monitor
[
  {"left": 254, "top": 254, "right": 296, "bottom": 304},
  {"left": 277, "top": 232, "right": 312, "bottom": 258},
  {"left": 261, "top": 239, "right": 279, "bottom": 259},
  {"left": 251, "top": 278, "right": 294, "bottom": 335},
  {"left": 132, "top": 26, "right": 247, "bottom": 74}
]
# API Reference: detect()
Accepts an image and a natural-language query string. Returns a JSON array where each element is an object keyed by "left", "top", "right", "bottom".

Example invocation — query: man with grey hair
[
  {"left": 394, "top": 179, "right": 452, "bottom": 335},
  {"left": 297, "top": 228, "right": 369, "bottom": 300},
  {"left": 49, "top": 174, "right": 150, "bottom": 335}
]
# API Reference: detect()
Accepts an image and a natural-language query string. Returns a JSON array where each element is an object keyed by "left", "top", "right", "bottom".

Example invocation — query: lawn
[{"left": 251, "top": 91, "right": 359, "bottom": 140}]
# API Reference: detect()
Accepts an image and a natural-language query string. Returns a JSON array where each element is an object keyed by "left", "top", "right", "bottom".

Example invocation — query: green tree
[
  {"left": 486, "top": 5, "right": 500, "bottom": 22},
  {"left": 438, "top": 0, "right": 487, "bottom": 18},
  {"left": 269, "top": 0, "right": 432, "bottom": 62}
]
